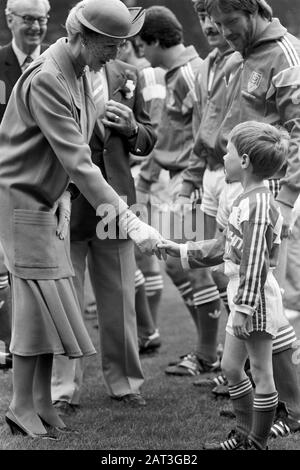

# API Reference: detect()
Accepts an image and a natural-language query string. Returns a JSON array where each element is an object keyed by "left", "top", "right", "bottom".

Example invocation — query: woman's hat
[{"left": 76, "top": 0, "right": 145, "bottom": 39}]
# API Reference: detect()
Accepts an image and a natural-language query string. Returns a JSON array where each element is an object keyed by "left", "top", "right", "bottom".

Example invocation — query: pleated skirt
[{"left": 10, "top": 275, "right": 96, "bottom": 358}]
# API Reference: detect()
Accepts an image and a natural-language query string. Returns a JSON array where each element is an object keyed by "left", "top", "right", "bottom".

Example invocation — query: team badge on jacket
[{"left": 248, "top": 71, "right": 262, "bottom": 93}]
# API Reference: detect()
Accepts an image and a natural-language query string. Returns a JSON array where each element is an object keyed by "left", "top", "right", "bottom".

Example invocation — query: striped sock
[
  {"left": 229, "top": 377, "right": 254, "bottom": 436},
  {"left": 249, "top": 391, "right": 279, "bottom": 449},
  {"left": 0, "top": 273, "right": 9, "bottom": 290},
  {"left": 135, "top": 270, "right": 156, "bottom": 338},
  {"left": 176, "top": 280, "right": 194, "bottom": 306},
  {"left": 173, "top": 279, "right": 201, "bottom": 330},
  {"left": 193, "top": 285, "right": 220, "bottom": 308},
  {"left": 193, "top": 286, "right": 221, "bottom": 363},
  {"left": 219, "top": 288, "right": 230, "bottom": 314},
  {"left": 273, "top": 347, "right": 300, "bottom": 420},
  {"left": 134, "top": 269, "right": 145, "bottom": 291},
  {"left": 144, "top": 273, "right": 163, "bottom": 327},
  {"left": 272, "top": 324, "right": 297, "bottom": 354}
]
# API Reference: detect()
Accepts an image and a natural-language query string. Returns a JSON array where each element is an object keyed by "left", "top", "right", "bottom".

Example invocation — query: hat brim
[{"left": 76, "top": 7, "right": 145, "bottom": 39}]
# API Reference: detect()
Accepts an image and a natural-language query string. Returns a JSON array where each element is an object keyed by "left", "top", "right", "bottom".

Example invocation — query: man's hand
[
  {"left": 102, "top": 100, "right": 138, "bottom": 138},
  {"left": 157, "top": 239, "right": 181, "bottom": 258},
  {"left": 277, "top": 201, "right": 293, "bottom": 239},
  {"left": 232, "top": 311, "right": 251, "bottom": 339},
  {"left": 56, "top": 190, "right": 71, "bottom": 240}
]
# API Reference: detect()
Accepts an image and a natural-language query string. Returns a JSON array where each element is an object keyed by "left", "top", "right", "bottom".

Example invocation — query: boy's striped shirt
[{"left": 224, "top": 186, "right": 283, "bottom": 316}]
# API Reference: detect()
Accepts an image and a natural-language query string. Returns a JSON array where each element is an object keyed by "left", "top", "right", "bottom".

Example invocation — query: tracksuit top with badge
[
  {"left": 138, "top": 46, "right": 202, "bottom": 184},
  {"left": 180, "top": 46, "right": 234, "bottom": 197},
  {"left": 216, "top": 18, "right": 300, "bottom": 208},
  {"left": 184, "top": 187, "right": 282, "bottom": 317}
]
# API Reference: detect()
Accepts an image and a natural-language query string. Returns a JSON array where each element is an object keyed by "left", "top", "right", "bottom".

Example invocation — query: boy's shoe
[
  {"left": 270, "top": 416, "right": 300, "bottom": 438},
  {"left": 237, "top": 439, "right": 266, "bottom": 450},
  {"left": 193, "top": 374, "right": 228, "bottom": 388},
  {"left": 203, "top": 429, "right": 247, "bottom": 450},
  {"left": 139, "top": 330, "right": 161, "bottom": 355},
  {"left": 167, "top": 351, "right": 195, "bottom": 367},
  {"left": 165, "top": 353, "right": 221, "bottom": 377}
]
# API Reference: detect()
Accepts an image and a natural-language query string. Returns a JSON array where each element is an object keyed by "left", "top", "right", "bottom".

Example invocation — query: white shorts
[
  {"left": 201, "top": 167, "right": 226, "bottom": 218},
  {"left": 226, "top": 265, "right": 283, "bottom": 338}
]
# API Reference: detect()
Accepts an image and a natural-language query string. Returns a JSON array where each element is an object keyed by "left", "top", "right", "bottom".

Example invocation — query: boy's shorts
[{"left": 226, "top": 267, "right": 283, "bottom": 338}]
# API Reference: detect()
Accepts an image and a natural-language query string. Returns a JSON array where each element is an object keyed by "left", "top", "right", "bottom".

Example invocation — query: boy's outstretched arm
[
  {"left": 157, "top": 239, "right": 181, "bottom": 257},
  {"left": 158, "top": 232, "right": 226, "bottom": 269},
  {"left": 183, "top": 234, "right": 226, "bottom": 269}
]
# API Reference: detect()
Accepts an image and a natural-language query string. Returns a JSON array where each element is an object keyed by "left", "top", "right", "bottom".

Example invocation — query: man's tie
[
  {"left": 91, "top": 70, "right": 106, "bottom": 140},
  {"left": 23, "top": 55, "right": 34, "bottom": 71}
]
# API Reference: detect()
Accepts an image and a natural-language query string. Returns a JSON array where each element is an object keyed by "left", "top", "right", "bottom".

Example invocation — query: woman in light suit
[{"left": 0, "top": 0, "right": 160, "bottom": 439}]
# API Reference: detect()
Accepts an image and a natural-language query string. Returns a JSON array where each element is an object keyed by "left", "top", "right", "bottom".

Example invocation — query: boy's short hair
[
  {"left": 140, "top": 6, "right": 183, "bottom": 48},
  {"left": 205, "top": 0, "right": 273, "bottom": 21},
  {"left": 191, "top": 0, "right": 206, "bottom": 14},
  {"left": 229, "top": 121, "right": 289, "bottom": 179}
]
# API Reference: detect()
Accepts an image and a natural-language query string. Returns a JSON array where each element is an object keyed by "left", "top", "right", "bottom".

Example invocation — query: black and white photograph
[{"left": 0, "top": 0, "right": 300, "bottom": 455}]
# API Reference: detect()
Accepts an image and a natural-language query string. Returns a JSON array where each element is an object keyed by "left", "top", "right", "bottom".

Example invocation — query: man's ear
[
  {"left": 241, "top": 153, "right": 250, "bottom": 169},
  {"left": 6, "top": 14, "right": 13, "bottom": 30}
]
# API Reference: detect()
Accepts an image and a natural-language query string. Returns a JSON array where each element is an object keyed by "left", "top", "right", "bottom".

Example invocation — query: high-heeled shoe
[
  {"left": 38, "top": 415, "right": 79, "bottom": 434},
  {"left": 5, "top": 408, "right": 58, "bottom": 440}
]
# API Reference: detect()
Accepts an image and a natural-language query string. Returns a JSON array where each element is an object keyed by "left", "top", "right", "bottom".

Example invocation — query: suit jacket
[
  {"left": 0, "top": 38, "right": 128, "bottom": 279},
  {"left": 0, "top": 42, "right": 48, "bottom": 122},
  {"left": 70, "top": 60, "right": 156, "bottom": 241}
]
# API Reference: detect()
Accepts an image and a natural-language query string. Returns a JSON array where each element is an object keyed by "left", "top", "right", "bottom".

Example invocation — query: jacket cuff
[
  {"left": 234, "top": 304, "right": 255, "bottom": 316},
  {"left": 180, "top": 243, "right": 189, "bottom": 270}
]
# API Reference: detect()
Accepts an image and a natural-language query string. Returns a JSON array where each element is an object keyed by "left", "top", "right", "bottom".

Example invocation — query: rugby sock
[
  {"left": 249, "top": 391, "right": 278, "bottom": 449},
  {"left": 228, "top": 377, "right": 254, "bottom": 436},
  {"left": 272, "top": 345, "right": 300, "bottom": 420},
  {"left": 144, "top": 272, "right": 163, "bottom": 328},
  {"left": 219, "top": 288, "right": 230, "bottom": 315},
  {"left": 193, "top": 286, "right": 221, "bottom": 363},
  {"left": 135, "top": 270, "right": 156, "bottom": 338},
  {"left": 175, "top": 279, "right": 200, "bottom": 326}
]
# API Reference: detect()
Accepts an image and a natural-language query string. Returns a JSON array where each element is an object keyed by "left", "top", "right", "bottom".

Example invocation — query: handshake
[{"left": 118, "top": 210, "right": 181, "bottom": 260}]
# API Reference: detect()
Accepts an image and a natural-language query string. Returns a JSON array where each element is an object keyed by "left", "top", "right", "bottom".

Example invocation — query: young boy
[{"left": 158, "top": 121, "right": 289, "bottom": 450}]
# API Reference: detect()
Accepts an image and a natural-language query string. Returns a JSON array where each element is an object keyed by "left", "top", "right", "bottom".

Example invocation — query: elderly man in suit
[
  {"left": 51, "top": 4, "right": 157, "bottom": 410},
  {"left": 0, "top": 0, "right": 50, "bottom": 370}
]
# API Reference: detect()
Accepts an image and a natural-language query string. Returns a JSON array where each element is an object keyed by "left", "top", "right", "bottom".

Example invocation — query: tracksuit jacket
[
  {"left": 137, "top": 46, "right": 202, "bottom": 192},
  {"left": 216, "top": 18, "right": 300, "bottom": 208},
  {"left": 180, "top": 46, "right": 233, "bottom": 198}
]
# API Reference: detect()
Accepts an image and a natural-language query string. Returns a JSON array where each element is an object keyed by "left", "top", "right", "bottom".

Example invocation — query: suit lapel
[
  {"left": 4, "top": 44, "right": 22, "bottom": 91},
  {"left": 104, "top": 62, "right": 128, "bottom": 142}
]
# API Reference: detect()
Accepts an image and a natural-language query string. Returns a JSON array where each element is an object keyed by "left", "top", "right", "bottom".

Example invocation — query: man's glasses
[{"left": 11, "top": 12, "right": 49, "bottom": 26}]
